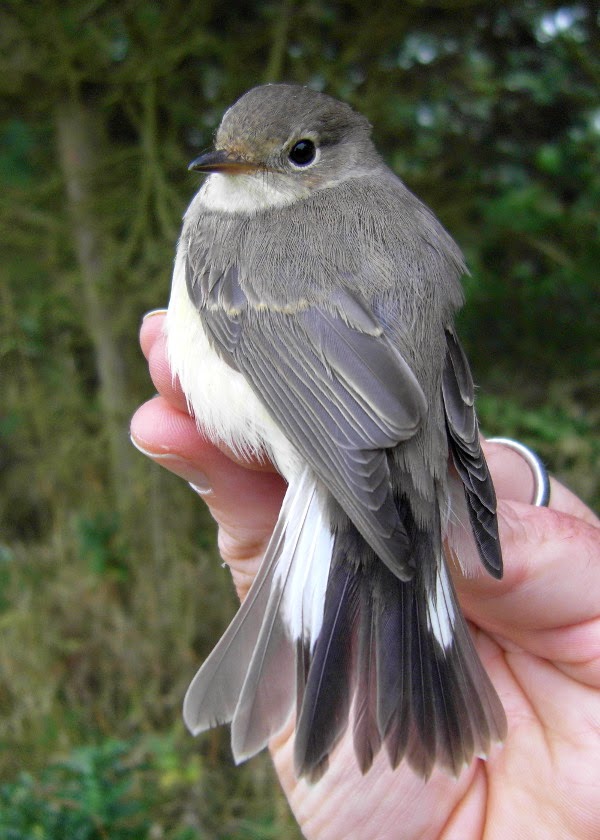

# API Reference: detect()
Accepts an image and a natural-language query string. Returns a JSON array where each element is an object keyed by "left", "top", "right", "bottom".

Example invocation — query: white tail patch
[
  {"left": 275, "top": 473, "right": 334, "bottom": 651},
  {"left": 426, "top": 559, "right": 456, "bottom": 651}
]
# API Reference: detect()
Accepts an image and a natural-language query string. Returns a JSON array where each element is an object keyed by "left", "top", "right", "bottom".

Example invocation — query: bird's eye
[{"left": 288, "top": 139, "right": 317, "bottom": 167}]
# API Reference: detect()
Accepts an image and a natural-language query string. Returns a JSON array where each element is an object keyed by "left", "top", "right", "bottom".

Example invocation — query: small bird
[{"left": 166, "top": 83, "right": 506, "bottom": 781}]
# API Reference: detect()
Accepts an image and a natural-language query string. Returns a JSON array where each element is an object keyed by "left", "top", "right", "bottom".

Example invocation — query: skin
[{"left": 131, "top": 310, "right": 600, "bottom": 840}]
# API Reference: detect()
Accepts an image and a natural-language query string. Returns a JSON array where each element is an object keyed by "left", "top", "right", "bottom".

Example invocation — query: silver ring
[{"left": 488, "top": 437, "right": 550, "bottom": 507}]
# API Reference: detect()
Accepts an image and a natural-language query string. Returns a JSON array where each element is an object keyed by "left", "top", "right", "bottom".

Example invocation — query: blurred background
[{"left": 0, "top": 1, "right": 598, "bottom": 837}]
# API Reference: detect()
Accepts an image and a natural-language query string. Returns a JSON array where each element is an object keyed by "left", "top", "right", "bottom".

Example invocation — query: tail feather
[
  {"left": 231, "top": 469, "right": 336, "bottom": 760},
  {"left": 352, "top": 583, "right": 382, "bottom": 774},
  {"left": 375, "top": 567, "right": 412, "bottom": 766},
  {"left": 230, "top": 583, "right": 296, "bottom": 761},
  {"left": 183, "top": 468, "right": 328, "bottom": 743},
  {"left": 294, "top": 547, "right": 360, "bottom": 778},
  {"left": 293, "top": 501, "right": 506, "bottom": 780},
  {"left": 182, "top": 518, "right": 285, "bottom": 734},
  {"left": 380, "top": 557, "right": 504, "bottom": 778},
  {"left": 184, "top": 470, "right": 506, "bottom": 781},
  {"left": 409, "top": 592, "right": 439, "bottom": 777},
  {"left": 314, "top": 504, "right": 505, "bottom": 780}
]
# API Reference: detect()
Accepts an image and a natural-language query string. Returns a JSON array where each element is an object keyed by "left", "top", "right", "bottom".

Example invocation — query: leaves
[{"left": 0, "top": 741, "right": 149, "bottom": 839}]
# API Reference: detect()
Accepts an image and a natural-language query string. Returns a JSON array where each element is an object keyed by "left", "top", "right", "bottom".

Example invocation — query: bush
[{"left": 0, "top": 740, "right": 151, "bottom": 840}]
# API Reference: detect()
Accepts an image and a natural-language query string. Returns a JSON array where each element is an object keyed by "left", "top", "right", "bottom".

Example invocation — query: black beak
[{"left": 188, "top": 150, "right": 260, "bottom": 174}]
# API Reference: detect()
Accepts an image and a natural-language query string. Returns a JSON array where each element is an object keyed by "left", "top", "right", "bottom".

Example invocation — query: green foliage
[
  {"left": 0, "top": 741, "right": 149, "bottom": 839},
  {"left": 75, "top": 511, "right": 128, "bottom": 580},
  {"left": 0, "top": 737, "right": 299, "bottom": 840},
  {"left": 0, "top": 0, "right": 597, "bottom": 833},
  {"left": 477, "top": 374, "right": 600, "bottom": 503}
]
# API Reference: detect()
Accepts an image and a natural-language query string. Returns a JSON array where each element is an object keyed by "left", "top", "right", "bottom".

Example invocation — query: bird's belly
[{"left": 165, "top": 248, "right": 297, "bottom": 476}]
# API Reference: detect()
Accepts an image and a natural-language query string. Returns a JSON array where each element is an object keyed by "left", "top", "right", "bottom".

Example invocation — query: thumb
[
  {"left": 483, "top": 439, "right": 599, "bottom": 526},
  {"left": 455, "top": 441, "right": 600, "bottom": 641}
]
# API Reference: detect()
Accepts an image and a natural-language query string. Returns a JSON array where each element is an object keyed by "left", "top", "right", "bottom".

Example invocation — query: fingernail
[
  {"left": 189, "top": 481, "right": 213, "bottom": 497},
  {"left": 130, "top": 436, "right": 212, "bottom": 492},
  {"left": 142, "top": 308, "right": 168, "bottom": 321}
]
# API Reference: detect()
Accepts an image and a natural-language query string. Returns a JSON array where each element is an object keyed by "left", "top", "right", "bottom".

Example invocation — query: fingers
[
  {"left": 461, "top": 440, "right": 600, "bottom": 648},
  {"left": 140, "top": 309, "right": 189, "bottom": 414},
  {"left": 139, "top": 308, "right": 168, "bottom": 358},
  {"left": 477, "top": 504, "right": 600, "bottom": 690},
  {"left": 459, "top": 498, "right": 600, "bottom": 684}
]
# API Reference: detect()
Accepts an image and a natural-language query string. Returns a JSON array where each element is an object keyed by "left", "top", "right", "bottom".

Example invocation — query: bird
[{"left": 165, "top": 82, "right": 506, "bottom": 781}]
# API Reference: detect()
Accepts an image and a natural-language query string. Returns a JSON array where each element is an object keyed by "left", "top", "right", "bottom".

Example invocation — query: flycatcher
[{"left": 166, "top": 83, "right": 506, "bottom": 780}]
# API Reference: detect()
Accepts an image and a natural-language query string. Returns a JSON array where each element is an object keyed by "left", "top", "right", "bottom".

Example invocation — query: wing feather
[
  {"left": 196, "top": 268, "right": 427, "bottom": 581},
  {"left": 442, "top": 328, "right": 503, "bottom": 578}
]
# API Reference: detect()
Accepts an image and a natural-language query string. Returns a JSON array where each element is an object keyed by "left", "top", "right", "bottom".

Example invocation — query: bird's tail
[
  {"left": 183, "top": 468, "right": 506, "bottom": 780},
  {"left": 183, "top": 468, "right": 332, "bottom": 760},
  {"left": 293, "top": 487, "right": 506, "bottom": 780}
]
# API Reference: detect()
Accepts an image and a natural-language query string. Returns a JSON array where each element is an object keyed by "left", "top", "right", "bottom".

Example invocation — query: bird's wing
[
  {"left": 187, "top": 255, "right": 427, "bottom": 581},
  {"left": 442, "top": 327, "right": 503, "bottom": 578}
]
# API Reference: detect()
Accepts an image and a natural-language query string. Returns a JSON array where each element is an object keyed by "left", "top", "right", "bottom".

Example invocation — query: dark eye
[{"left": 288, "top": 139, "right": 317, "bottom": 167}]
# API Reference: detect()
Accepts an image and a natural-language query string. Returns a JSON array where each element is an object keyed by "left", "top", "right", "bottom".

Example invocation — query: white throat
[{"left": 196, "top": 172, "right": 310, "bottom": 215}]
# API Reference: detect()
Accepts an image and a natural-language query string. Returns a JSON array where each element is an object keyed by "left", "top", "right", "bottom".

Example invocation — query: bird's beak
[{"left": 188, "top": 150, "right": 261, "bottom": 175}]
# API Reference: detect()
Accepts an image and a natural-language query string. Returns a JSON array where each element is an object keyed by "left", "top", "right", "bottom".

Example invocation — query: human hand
[{"left": 131, "top": 310, "right": 600, "bottom": 840}]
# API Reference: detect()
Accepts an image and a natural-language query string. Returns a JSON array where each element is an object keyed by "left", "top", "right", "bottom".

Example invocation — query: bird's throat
[{"left": 197, "top": 171, "right": 310, "bottom": 215}]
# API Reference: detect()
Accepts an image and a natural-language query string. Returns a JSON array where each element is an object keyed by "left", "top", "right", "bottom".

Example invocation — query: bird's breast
[{"left": 165, "top": 246, "right": 298, "bottom": 477}]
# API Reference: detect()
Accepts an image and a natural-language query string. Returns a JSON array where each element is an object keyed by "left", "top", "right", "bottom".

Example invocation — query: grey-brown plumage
[{"left": 168, "top": 83, "right": 506, "bottom": 780}]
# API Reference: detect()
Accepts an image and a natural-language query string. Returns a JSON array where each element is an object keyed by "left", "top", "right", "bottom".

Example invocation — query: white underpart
[
  {"left": 169, "top": 247, "right": 334, "bottom": 660},
  {"left": 167, "top": 174, "right": 333, "bottom": 656},
  {"left": 274, "top": 474, "right": 334, "bottom": 650},
  {"left": 426, "top": 559, "right": 457, "bottom": 650},
  {"left": 165, "top": 246, "right": 299, "bottom": 479},
  {"left": 167, "top": 173, "right": 334, "bottom": 652},
  {"left": 197, "top": 171, "right": 311, "bottom": 214}
]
